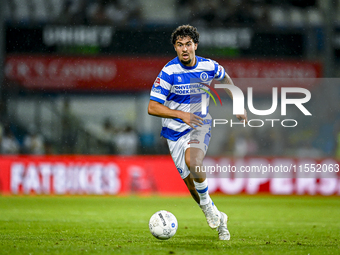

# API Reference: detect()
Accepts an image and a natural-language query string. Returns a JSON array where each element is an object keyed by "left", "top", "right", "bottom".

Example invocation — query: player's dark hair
[{"left": 171, "top": 25, "right": 199, "bottom": 45}]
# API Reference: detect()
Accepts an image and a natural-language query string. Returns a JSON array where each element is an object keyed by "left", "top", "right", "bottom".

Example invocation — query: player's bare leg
[
  {"left": 185, "top": 148, "right": 220, "bottom": 229},
  {"left": 183, "top": 175, "right": 200, "bottom": 204},
  {"left": 184, "top": 147, "right": 230, "bottom": 239},
  {"left": 185, "top": 147, "right": 205, "bottom": 181}
]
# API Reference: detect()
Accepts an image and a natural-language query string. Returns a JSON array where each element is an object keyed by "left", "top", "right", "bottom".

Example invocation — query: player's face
[{"left": 174, "top": 36, "right": 197, "bottom": 67}]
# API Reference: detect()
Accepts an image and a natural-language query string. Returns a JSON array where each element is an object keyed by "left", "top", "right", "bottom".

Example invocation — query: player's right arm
[
  {"left": 148, "top": 100, "right": 203, "bottom": 129},
  {"left": 149, "top": 68, "right": 203, "bottom": 129}
]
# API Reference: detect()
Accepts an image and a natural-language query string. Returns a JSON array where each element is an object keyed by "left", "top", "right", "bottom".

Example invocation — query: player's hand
[
  {"left": 236, "top": 109, "right": 248, "bottom": 124},
  {"left": 180, "top": 112, "right": 204, "bottom": 129}
]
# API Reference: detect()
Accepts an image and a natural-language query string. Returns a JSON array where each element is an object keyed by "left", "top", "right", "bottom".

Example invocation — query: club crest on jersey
[
  {"left": 154, "top": 77, "right": 161, "bottom": 87},
  {"left": 188, "top": 139, "right": 200, "bottom": 144},
  {"left": 177, "top": 76, "right": 182, "bottom": 82},
  {"left": 200, "top": 72, "right": 209, "bottom": 82}
]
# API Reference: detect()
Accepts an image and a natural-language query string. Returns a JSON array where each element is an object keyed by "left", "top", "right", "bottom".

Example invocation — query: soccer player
[{"left": 148, "top": 25, "right": 247, "bottom": 240}]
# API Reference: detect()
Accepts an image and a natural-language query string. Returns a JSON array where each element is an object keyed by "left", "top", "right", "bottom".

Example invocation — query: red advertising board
[
  {"left": 5, "top": 55, "right": 322, "bottom": 93},
  {"left": 0, "top": 155, "right": 187, "bottom": 195},
  {"left": 0, "top": 156, "right": 339, "bottom": 196}
]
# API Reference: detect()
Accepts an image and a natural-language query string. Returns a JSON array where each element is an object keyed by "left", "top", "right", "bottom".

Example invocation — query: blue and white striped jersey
[{"left": 150, "top": 56, "right": 226, "bottom": 141}]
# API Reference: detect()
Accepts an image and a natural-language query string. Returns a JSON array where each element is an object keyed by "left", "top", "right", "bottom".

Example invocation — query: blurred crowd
[
  {"left": 2, "top": 0, "right": 340, "bottom": 158},
  {"left": 90, "top": 118, "right": 139, "bottom": 155},
  {"left": 2, "top": 109, "right": 340, "bottom": 158},
  {"left": 176, "top": 0, "right": 318, "bottom": 28},
  {"left": 0, "top": 117, "right": 139, "bottom": 156},
  {"left": 220, "top": 122, "right": 340, "bottom": 159},
  {"left": 0, "top": 120, "right": 47, "bottom": 155},
  {"left": 4, "top": 0, "right": 324, "bottom": 28},
  {"left": 55, "top": 0, "right": 142, "bottom": 27},
  {"left": 4, "top": 0, "right": 142, "bottom": 27}
]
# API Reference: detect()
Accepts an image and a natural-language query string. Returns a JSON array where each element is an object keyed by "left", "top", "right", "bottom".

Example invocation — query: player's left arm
[{"left": 220, "top": 73, "right": 248, "bottom": 124}]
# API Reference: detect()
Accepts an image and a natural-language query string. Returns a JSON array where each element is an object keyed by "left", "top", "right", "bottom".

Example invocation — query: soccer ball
[{"left": 149, "top": 210, "right": 178, "bottom": 240}]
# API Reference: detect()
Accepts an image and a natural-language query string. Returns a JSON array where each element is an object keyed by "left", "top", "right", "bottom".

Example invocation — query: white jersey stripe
[{"left": 150, "top": 56, "right": 226, "bottom": 141}]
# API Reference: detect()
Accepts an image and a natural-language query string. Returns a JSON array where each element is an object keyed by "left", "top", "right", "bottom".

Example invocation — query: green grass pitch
[{"left": 1, "top": 195, "right": 339, "bottom": 255}]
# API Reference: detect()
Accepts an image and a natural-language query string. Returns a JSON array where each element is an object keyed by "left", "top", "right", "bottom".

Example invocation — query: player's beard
[{"left": 180, "top": 58, "right": 191, "bottom": 65}]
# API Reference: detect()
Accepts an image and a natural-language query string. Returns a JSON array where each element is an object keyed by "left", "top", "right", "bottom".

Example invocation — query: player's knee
[
  {"left": 185, "top": 155, "right": 203, "bottom": 169},
  {"left": 192, "top": 157, "right": 203, "bottom": 168}
]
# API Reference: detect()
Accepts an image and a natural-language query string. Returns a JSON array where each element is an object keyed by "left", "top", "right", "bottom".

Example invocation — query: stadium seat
[
  {"left": 49, "top": 0, "right": 65, "bottom": 20},
  {"left": 290, "top": 8, "right": 305, "bottom": 27},
  {"left": 12, "top": 0, "right": 31, "bottom": 23},
  {"left": 3, "top": 0, "right": 12, "bottom": 22},
  {"left": 31, "top": 0, "right": 49, "bottom": 23},
  {"left": 306, "top": 8, "right": 323, "bottom": 26},
  {"left": 269, "top": 7, "right": 288, "bottom": 27}
]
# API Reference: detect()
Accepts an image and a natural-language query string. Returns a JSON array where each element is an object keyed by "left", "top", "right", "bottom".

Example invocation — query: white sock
[{"left": 193, "top": 179, "right": 211, "bottom": 205}]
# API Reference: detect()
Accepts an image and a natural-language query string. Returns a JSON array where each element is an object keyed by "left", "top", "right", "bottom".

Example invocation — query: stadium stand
[{"left": 3, "top": 0, "right": 325, "bottom": 28}]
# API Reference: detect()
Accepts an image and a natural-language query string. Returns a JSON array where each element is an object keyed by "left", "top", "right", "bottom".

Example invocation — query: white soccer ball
[{"left": 149, "top": 210, "right": 178, "bottom": 240}]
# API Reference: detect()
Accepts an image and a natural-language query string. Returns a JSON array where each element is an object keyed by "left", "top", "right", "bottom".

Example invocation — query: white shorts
[{"left": 167, "top": 122, "right": 211, "bottom": 179}]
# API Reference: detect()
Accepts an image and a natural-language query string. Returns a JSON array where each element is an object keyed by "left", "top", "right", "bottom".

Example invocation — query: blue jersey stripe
[
  {"left": 204, "top": 131, "right": 211, "bottom": 146},
  {"left": 161, "top": 127, "right": 191, "bottom": 141},
  {"left": 151, "top": 85, "right": 170, "bottom": 97},
  {"left": 197, "top": 56, "right": 210, "bottom": 62},
  {"left": 164, "top": 58, "right": 179, "bottom": 67},
  {"left": 214, "top": 63, "right": 219, "bottom": 77},
  {"left": 159, "top": 71, "right": 172, "bottom": 84},
  {"left": 150, "top": 96, "right": 165, "bottom": 104},
  {"left": 173, "top": 118, "right": 184, "bottom": 123},
  {"left": 159, "top": 86, "right": 170, "bottom": 96},
  {"left": 150, "top": 56, "right": 225, "bottom": 141}
]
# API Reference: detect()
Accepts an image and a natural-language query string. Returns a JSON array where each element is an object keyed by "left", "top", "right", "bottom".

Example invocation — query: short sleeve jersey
[{"left": 150, "top": 56, "right": 225, "bottom": 141}]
